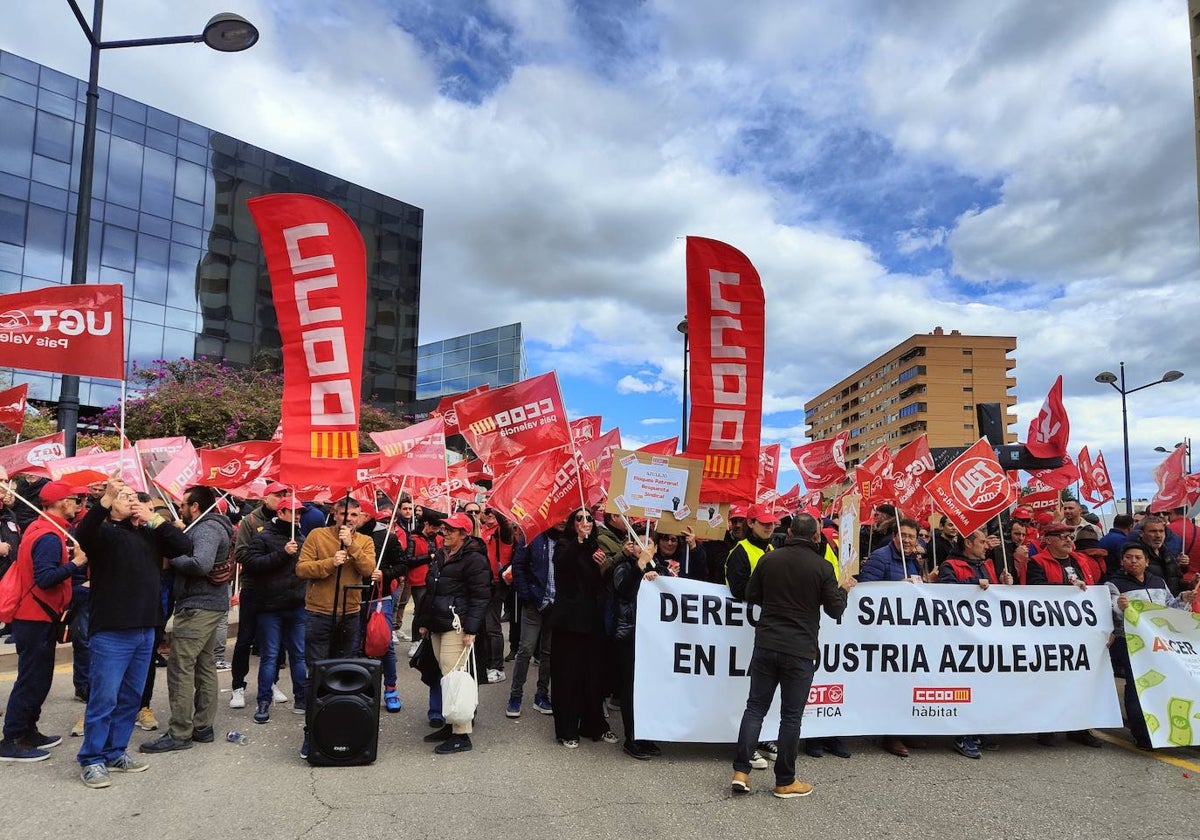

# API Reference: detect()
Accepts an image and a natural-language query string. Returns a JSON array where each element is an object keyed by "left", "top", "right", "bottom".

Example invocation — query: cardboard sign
[
  {"left": 606, "top": 449, "right": 699, "bottom": 518},
  {"left": 660, "top": 499, "right": 730, "bottom": 541},
  {"left": 838, "top": 492, "right": 861, "bottom": 577}
]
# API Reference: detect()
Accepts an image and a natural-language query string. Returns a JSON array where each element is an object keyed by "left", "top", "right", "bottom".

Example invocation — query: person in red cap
[
  {"left": 414, "top": 511, "right": 491, "bottom": 755},
  {"left": 705, "top": 503, "right": 749, "bottom": 586},
  {"left": 228, "top": 482, "right": 292, "bottom": 710},
  {"left": 725, "top": 503, "right": 781, "bottom": 769},
  {"left": 0, "top": 481, "right": 87, "bottom": 763}
]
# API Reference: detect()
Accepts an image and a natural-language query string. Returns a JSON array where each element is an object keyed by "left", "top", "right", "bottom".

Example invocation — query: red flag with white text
[
  {"left": 886, "top": 435, "right": 935, "bottom": 512},
  {"left": 371, "top": 418, "right": 449, "bottom": 482},
  {"left": 1077, "top": 447, "right": 1114, "bottom": 506},
  {"left": 455, "top": 373, "right": 571, "bottom": 466},
  {"left": 770, "top": 483, "right": 801, "bottom": 516},
  {"left": 570, "top": 416, "right": 602, "bottom": 445},
  {"left": 488, "top": 446, "right": 585, "bottom": 537},
  {"left": 49, "top": 449, "right": 146, "bottom": 493},
  {"left": 924, "top": 439, "right": 1018, "bottom": 536},
  {"left": 197, "top": 441, "right": 281, "bottom": 491},
  {"left": 756, "top": 444, "right": 781, "bottom": 502},
  {"left": 431, "top": 385, "right": 489, "bottom": 438},
  {"left": 149, "top": 440, "right": 202, "bottom": 504},
  {"left": 0, "top": 432, "right": 66, "bottom": 478},
  {"left": 0, "top": 383, "right": 28, "bottom": 435},
  {"left": 1025, "top": 375, "right": 1070, "bottom": 459},
  {"left": 0, "top": 284, "right": 125, "bottom": 379},
  {"left": 412, "top": 460, "right": 478, "bottom": 511},
  {"left": 1028, "top": 452, "right": 1079, "bottom": 491},
  {"left": 248, "top": 194, "right": 367, "bottom": 490},
  {"left": 683, "top": 237, "right": 764, "bottom": 502},
  {"left": 790, "top": 432, "right": 849, "bottom": 491},
  {"left": 580, "top": 427, "right": 622, "bottom": 507}
]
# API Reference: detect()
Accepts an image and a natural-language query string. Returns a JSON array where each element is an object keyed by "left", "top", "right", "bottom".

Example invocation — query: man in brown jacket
[{"left": 296, "top": 499, "right": 378, "bottom": 667}]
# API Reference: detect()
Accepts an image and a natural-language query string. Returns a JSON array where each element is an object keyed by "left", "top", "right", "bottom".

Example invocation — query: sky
[{"left": 4, "top": 0, "right": 1198, "bottom": 499}]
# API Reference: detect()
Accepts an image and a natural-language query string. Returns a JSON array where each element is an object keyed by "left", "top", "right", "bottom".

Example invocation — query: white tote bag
[{"left": 441, "top": 644, "right": 478, "bottom": 726}]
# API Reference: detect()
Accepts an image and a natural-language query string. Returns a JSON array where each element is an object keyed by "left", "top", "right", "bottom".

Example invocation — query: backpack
[{"left": 0, "top": 551, "right": 33, "bottom": 624}]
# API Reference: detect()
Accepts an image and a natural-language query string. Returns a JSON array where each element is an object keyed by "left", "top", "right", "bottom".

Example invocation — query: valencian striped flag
[{"left": 248, "top": 194, "right": 367, "bottom": 490}]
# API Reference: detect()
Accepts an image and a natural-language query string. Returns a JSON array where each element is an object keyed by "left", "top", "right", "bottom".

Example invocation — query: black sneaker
[
  {"left": 423, "top": 724, "right": 453, "bottom": 743},
  {"left": 192, "top": 726, "right": 215, "bottom": 743},
  {"left": 254, "top": 701, "right": 271, "bottom": 724},
  {"left": 138, "top": 734, "right": 193, "bottom": 753},
  {"left": 20, "top": 731, "right": 62, "bottom": 750},
  {"left": 433, "top": 734, "right": 472, "bottom": 754},
  {"left": 623, "top": 740, "right": 651, "bottom": 760},
  {"left": 635, "top": 739, "right": 662, "bottom": 756},
  {"left": 1067, "top": 730, "right": 1103, "bottom": 749},
  {"left": 757, "top": 740, "right": 779, "bottom": 761},
  {"left": 804, "top": 741, "right": 825, "bottom": 758},
  {"left": 0, "top": 740, "right": 49, "bottom": 762}
]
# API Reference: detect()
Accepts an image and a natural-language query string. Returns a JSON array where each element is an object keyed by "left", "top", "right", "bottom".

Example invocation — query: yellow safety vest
[{"left": 727, "top": 538, "right": 772, "bottom": 588}]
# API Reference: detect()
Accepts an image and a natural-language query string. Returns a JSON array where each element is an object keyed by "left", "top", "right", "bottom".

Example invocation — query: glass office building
[
  {"left": 416, "top": 322, "right": 526, "bottom": 400},
  {"left": 0, "top": 49, "right": 421, "bottom": 411}
]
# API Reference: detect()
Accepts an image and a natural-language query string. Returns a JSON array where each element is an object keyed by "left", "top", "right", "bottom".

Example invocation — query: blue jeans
[
  {"left": 256, "top": 608, "right": 307, "bottom": 706},
  {"left": 70, "top": 593, "right": 90, "bottom": 697},
  {"left": 79, "top": 627, "right": 154, "bottom": 767},
  {"left": 2, "top": 620, "right": 57, "bottom": 742},
  {"left": 733, "top": 648, "right": 817, "bottom": 787}
]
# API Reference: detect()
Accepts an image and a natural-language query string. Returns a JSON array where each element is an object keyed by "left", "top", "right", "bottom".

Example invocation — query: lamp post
[
  {"left": 1155, "top": 438, "right": 1193, "bottom": 474},
  {"left": 1094, "top": 363, "right": 1184, "bottom": 516},
  {"left": 677, "top": 317, "right": 689, "bottom": 451},
  {"left": 57, "top": 1, "right": 258, "bottom": 453}
]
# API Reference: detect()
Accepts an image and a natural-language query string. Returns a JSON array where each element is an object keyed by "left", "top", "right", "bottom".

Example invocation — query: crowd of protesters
[{"left": 0, "top": 469, "right": 1196, "bottom": 790}]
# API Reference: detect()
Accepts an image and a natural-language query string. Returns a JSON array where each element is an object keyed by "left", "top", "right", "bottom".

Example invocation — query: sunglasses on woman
[{"left": 574, "top": 513, "right": 594, "bottom": 523}]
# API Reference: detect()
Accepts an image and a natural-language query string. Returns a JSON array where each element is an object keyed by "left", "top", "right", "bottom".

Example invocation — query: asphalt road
[{"left": 0, "top": 641, "right": 1194, "bottom": 840}]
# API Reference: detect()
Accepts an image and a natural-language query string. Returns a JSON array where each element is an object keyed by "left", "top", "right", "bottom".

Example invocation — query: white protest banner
[
  {"left": 1123, "top": 600, "right": 1200, "bottom": 748},
  {"left": 634, "top": 577, "right": 1120, "bottom": 742}
]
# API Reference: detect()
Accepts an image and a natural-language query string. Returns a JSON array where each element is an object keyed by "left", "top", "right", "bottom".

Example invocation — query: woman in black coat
[{"left": 549, "top": 507, "right": 616, "bottom": 749}]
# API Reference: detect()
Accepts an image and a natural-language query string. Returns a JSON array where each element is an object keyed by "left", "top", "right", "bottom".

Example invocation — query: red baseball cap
[
  {"left": 746, "top": 504, "right": 779, "bottom": 524},
  {"left": 443, "top": 512, "right": 474, "bottom": 532},
  {"left": 39, "top": 480, "right": 88, "bottom": 504},
  {"left": 276, "top": 497, "right": 305, "bottom": 513},
  {"left": 1012, "top": 506, "right": 1033, "bottom": 520},
  {"left": 729, "top": 503, "right": 749, "bottom": 520},
  {"left": 262, "top": 482, "right": 290, "bottom": 496}
]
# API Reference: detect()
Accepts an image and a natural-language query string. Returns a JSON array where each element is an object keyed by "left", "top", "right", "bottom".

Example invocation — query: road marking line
[
  {"left": 1094, "top": 730, "right": 1200, "bottom": 772},
  {"left": 0, "top": 662, "right": 74, "bottom": 684}
]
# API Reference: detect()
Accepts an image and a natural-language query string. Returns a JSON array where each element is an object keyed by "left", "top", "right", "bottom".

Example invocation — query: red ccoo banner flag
[
  {"left": 371, "top": 417, "right": 449, "bottom": 481},
  {"left": 925, "top": 438, "right": 1017, "bottom": 536},
  {"left": 431, "top": 384, "right": 489, "bottom": 438},
  {"left": 488, "top": 446, "right": 585, "bottom": 537},
  {"left": 0, "top": 383, "right": 28, "bottom": 435},
  {"left": 0, "top": 284, "right": 125, "bottom": 379},
  {"left": 454, "top": 372, "right": 571, "bottom": 467},
  {"left": 247, "top": 194, "right": 367, "bottom": 490},
  {"left": 683, "top": 237, "right": 765, "bottom": 502}
]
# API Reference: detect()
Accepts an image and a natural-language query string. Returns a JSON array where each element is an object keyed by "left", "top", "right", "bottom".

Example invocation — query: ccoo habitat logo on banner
[
  {"left": 1123, "top": 600, "right": 1200, "bottom": 748},
  {"left": 633, "top": 577, "right": 1120, "bottom": 742}
]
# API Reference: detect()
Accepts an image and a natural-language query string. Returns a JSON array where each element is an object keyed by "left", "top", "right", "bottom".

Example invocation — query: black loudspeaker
[
  {"left": 975, "top": 402, "right": 1005, "bottom": 446},
  {"left": 306, "top": 658, "right": 382, "bottom": 766}
]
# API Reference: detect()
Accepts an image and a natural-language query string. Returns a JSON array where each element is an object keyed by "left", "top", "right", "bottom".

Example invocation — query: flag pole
[
  {"left": 995, "top": 513, "right": 1010, "bottom": 579},
  {"left": 290, "top": 485, "right": 296, "bottom": 543},
  {"left": 375, "top": 489, "right": 402, "bottom": 573},
  {"left": 7, "top": 487, "right": 78, "bottom": 544}
]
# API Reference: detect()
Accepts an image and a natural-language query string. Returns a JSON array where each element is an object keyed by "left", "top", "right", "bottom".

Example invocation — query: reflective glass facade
[
  {"left": 0, "top": 50, "right": 421, "bottom": 410},
  {"left": 416, "top": 322, "right": 526, "bottom": 399}
]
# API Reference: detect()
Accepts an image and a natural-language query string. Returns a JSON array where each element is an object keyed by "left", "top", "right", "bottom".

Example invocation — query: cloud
[
  {"left": 641, "top": 417, "right": 676, "bottom": 425},
  {"left": 616, "top": 375, "right": 666, "bottom": 395}
]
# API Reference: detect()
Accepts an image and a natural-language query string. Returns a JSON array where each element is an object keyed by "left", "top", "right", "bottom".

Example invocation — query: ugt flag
[
  {"left": 684, "top": 237, "right": 764, "bottom": 502},
  {"left": 925, "top": 438, "right": 1017, "bottom": 536},
  {"left": 0, "top": 285, "right": 125, "bottom": 379},
  {"left": 1025, "top": 375, "right": 1070, "bottom": 459},
  {"left": 248, "top": 194, "right": 367, "bottom": 490}
]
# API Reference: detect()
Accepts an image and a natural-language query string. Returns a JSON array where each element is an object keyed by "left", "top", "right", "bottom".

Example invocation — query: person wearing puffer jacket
[
  {"left": 415, "top": 513, "right": 491, "bottom": 755},
  {"left": 610, "top": 539, "right": 665, "bottom": 761},
  {"left": 141, "top": 485, "right": 233, "bottom": 754}
]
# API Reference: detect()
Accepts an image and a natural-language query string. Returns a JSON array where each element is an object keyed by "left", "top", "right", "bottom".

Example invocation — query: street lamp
[
  {"left": 677, "top": 317, "right": 689, "bottom": 451},
  {"left": 1094, "top": 363, "right": 1184, "bottom": 516},
  {"left": 1154, "top": 438, "right": 1193, "bottom": 474},
  {"left": 57, "top": 2, "right": 258, "bottom": 453}
]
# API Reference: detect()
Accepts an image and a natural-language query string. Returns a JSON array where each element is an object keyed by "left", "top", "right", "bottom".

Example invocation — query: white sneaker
[
  {"left": 750, "top": 751, "right": 769, "bottom": 770},
  {"left": 394, "top": 628, "right": 411, "bottom": 642},
  {"left": 272, "top": 684, "right": 288, "bottom": 704},
  {"left": 229, "top": 687, "right": 245, "bottom": 709},
  {"left": 486, "top": 669, "right": 506, "bottom": 684}
]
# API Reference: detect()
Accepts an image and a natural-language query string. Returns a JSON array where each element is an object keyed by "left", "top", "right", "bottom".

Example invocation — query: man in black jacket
[{"left": 731, "top": 513, "right": 853, "bottom": 800}]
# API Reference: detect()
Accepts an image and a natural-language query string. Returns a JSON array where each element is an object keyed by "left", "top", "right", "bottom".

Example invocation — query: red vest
[
  {"left": 481, "top": 524, "right": 513, "bottom": 583},
  {"left": 13, "top": 516, "right": 72, "bottom": 622},
  {"left": 944, "top": 558, "right": 997, "bottom": 583},
  {"left": 408, "top": 531, "right": 441, "bottom": 587}
]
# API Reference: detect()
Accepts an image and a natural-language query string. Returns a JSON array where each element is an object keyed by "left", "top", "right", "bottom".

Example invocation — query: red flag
[
  {"left": 790, "top": 432, "right": 849, "bottom": 491},
  {"left": 756, "top": 443, "right": 781, "bottom": 500},
  {"left": 0, "top": 432, "right": 66, "bottom": 478},
  {"left": 569, "top": 416, "right": 602, "bottom": 445},
  {"left": 799, "top": 489, "right": 824, "bottom": 510},
  {"left": 455, "top": 372, "right": 570, "bottom": 466},
  {"left": 430, "top": 385, "right": 489, "bottom": 438},
  {"left": 371, "top": 418, "right": 449, "bottom": 482},
  {"left": 412, "top": 461, "right": 478, "bottom": 510},
  {"left": 1185, "top": 473, "right": 1200, "bottom": 507},
  {"left": 580, "top": 427, "right": 621, "bottom": 507},
  {"left": 1077, "top": 447, "right": 1114, "bottom": 506},
  {"left": 247, "top": 194, "right": 367, "bottom": 490},
  {"left": 49, "top": 448, "right": 146, "bottom": 493},
  {"left": 886, "top": 435, "right": 935, "bottom": 511},
  {"left": 860, "top": 445, "right": 892, "bottom": 476},
  {"left": 1025, "top": 375, "right": 1070, "bottom": 459},
  {"left": 1151, "top": 446, "right": 1189, "bottom": 511},
  {"left": 0, "top": 285, "right": 125, "bottom": 379},
  {"left": 150, "top": 440, "right": 202, "bottom": 504},
  {"left": 488, "top": 447, "right": 585, "bottom": 537},
  {"left": 0, "top": 383, "right": 28, "bottom": 435},
  {"left": 197, "top": 442, "right": 281, "bottom": 491},
  {"left": 770, "top": 483, "right": 801, "bottom": 516},
  {"left": 1028, "top": 452, "right": 1080, "bottom": 491},
  {"left": 683, "top": 236, "right": 764, "bottom": 502},
  {"left": 463, "top": 458, "right": 494, "bottom": 485},
  {"left": 924, "top": 438, "right": 1018, "bottom": 536},
  {"left": 638, "top": 436, "right": 679, "bottom": 457},
  {"left": 1021, "top": 487, "right": 1060, "bottom": 512},
  {"left": 856, "top": 445, "right": 895, "bottom": 516}
]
